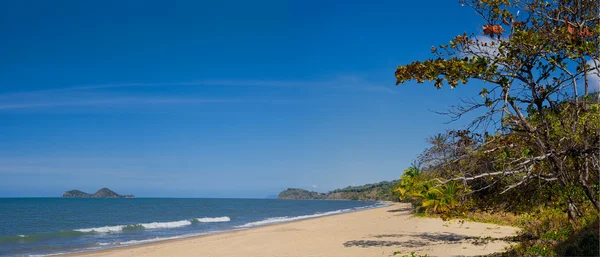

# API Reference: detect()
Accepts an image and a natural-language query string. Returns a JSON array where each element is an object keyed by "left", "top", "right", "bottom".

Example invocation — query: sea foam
[
  {"left": 195, "top": 216, "right": 231, "bottom": 223},
  {"left": 74, "top": 216, "right": 231, "bottom": 233},
  {"left": 138, "top": 220, "right": 192, "bottom": 229},
  {"left": 96, "top": 231, "right": 220, "bottom": 247},
  {"left": 74, "top": 225, "right": 126, "bottom": 233},
  {"left": 235, "top": 210, "right": 344, "bottom": 228},
  {"left": 234, "top": 203, "right": 387, "bottom": 229}
]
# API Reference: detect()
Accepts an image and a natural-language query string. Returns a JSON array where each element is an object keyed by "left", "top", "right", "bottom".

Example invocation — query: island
[
  {"left": 62, "top": 188, "right": 134, "bottom": 198},
  {"left": 278, "top": 180, "right": 399, "bottom": 201}
]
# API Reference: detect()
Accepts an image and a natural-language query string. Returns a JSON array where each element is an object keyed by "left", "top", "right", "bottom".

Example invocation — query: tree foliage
[
  {"left": 394, "top": 0, "right": 599, "bottom": 218},
  {"left": 392, "top": 1, "right": 599, "bottom": 255}
]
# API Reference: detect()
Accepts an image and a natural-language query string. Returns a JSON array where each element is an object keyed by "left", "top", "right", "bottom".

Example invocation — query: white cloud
[
  {"left": 0, "top": 157, "right": 182, "bottom": 181},
  {"left": 0, "top": 97, "right": 240, "bottom": 110},
  {"left": 2, "top": 77, "right": 394, "bottom": 98},
  {"left": 469, "top": 36, "right": 503, "bottom": 58},
  {"left": 312, "top": 185, "right": 318, "bottom": 188},
  {"left": 587, "top": 59, "right": 600, "bottom": 92},
  {"left": 466, "top": 38, "right": 599, "bottom": 93},
  {"left": 0, "top": 77, "right": 394, "bottom": 110}
]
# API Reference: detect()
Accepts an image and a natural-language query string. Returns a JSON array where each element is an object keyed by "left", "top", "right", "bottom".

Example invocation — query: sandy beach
[{"left": 64, "top": 203, "right": 519, "bottom": 257}]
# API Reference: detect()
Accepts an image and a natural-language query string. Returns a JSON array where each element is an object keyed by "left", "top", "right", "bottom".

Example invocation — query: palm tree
[
  {"left": 394, "top": 165, "right": 422, "bottom": 199},
  {"left": 416, "top": 182, "right": 458, "bottom": 213}
]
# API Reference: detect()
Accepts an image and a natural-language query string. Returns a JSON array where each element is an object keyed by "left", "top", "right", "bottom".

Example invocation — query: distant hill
[
  {"left": 278, "top": 180, "right": 400, "bottom": 201},
  {"left": 278, "top": 188, "right": 327, "bottom": 200},
  {"left": 62, "top": 188, "right": 134, "bottom": 198}
]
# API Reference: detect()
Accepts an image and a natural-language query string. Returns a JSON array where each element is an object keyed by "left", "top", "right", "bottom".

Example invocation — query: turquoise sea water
[{"left": 0, "top": 198, "right": 383, "bottom": 256}]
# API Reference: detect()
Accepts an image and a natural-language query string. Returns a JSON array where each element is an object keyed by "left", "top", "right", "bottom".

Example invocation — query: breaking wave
[
  {"left": 235, "top": 210, "right": 344, "bottom": 228},
  {"left": 194, "top": 216, "right": 231, "bottom": 223},
  {"left": 74, "top": 216, "right": 231, "bottom": 233},
  {"left": 234, "top": 203, "right": 386, "bottom": 229}
]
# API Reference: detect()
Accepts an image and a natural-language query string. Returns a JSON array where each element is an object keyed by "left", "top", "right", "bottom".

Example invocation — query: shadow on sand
[
  {"left": 344, "top": 232, "right": 489, "bottom": 249},
  {"left": 386, "top": 206, "right": 413, "bottom": 213},
  {"left": 343, "top": 239, "right": 428, "bottom": 248}
]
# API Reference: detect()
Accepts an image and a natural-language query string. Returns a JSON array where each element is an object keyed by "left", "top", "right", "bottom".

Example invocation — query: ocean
[{"left": 0, "top": 198, "right": 384, "bottom": 257}]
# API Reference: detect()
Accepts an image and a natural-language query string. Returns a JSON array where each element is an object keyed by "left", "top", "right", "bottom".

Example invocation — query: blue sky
[{"left": 0, "top": 0, "right": 489, "bottom": 197}]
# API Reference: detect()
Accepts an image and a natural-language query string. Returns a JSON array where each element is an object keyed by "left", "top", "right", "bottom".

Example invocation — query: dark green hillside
[
  {"left": 278, "top": 188, "right": 326, "bottom": 200},
  {"left": 278, "top": 180, "right": 400, "bottom": 201},
  {"left": 62, "top": 190, "right": 92, "bottom": 198},
  {"left": 62, "top": 188, "right": 134, "bottom": 198},
  {"left": 328, "top": 180, "right": 400, "bottom": 200}
]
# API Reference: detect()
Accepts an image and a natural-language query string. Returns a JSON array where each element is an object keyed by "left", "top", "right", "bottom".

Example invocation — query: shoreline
[
  {"left": 59, "top": 201, "right": 389, "bottom": 257},
  {"left": 57, "top": 201, "right": 389, "bottom": 256},
  {"left": 62, "top": 202, "right": 519, "bottom": 257}
]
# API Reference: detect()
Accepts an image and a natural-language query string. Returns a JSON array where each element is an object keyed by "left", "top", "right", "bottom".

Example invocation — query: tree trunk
[
  {"left": 579, "top": 169, "right": 600, "bottom": 212},
  {"left": 568, "top": 201, "right": 580, "bottom": 222}
]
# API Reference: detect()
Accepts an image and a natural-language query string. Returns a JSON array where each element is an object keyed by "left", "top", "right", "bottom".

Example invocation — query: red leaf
[{"left": 483, "top": 24, "right": 504, "bottom": 38}]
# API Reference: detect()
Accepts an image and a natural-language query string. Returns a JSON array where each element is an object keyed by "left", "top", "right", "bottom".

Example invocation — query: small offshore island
[{"left": 62, "top": 188, "right": 134, "bottom": 198}]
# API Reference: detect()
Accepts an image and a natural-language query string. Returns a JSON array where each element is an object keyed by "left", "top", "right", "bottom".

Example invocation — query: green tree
[{"left": 395, "top": 0, "right": 599, "bottom": 219}]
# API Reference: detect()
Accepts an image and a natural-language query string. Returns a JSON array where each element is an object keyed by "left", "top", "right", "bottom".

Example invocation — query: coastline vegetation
[
  {"left": 278, "top": 180, "right": 399, "bottom": 200},
  {"left": 391, "top": 0, "right": 599, "bottom": 256}
]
